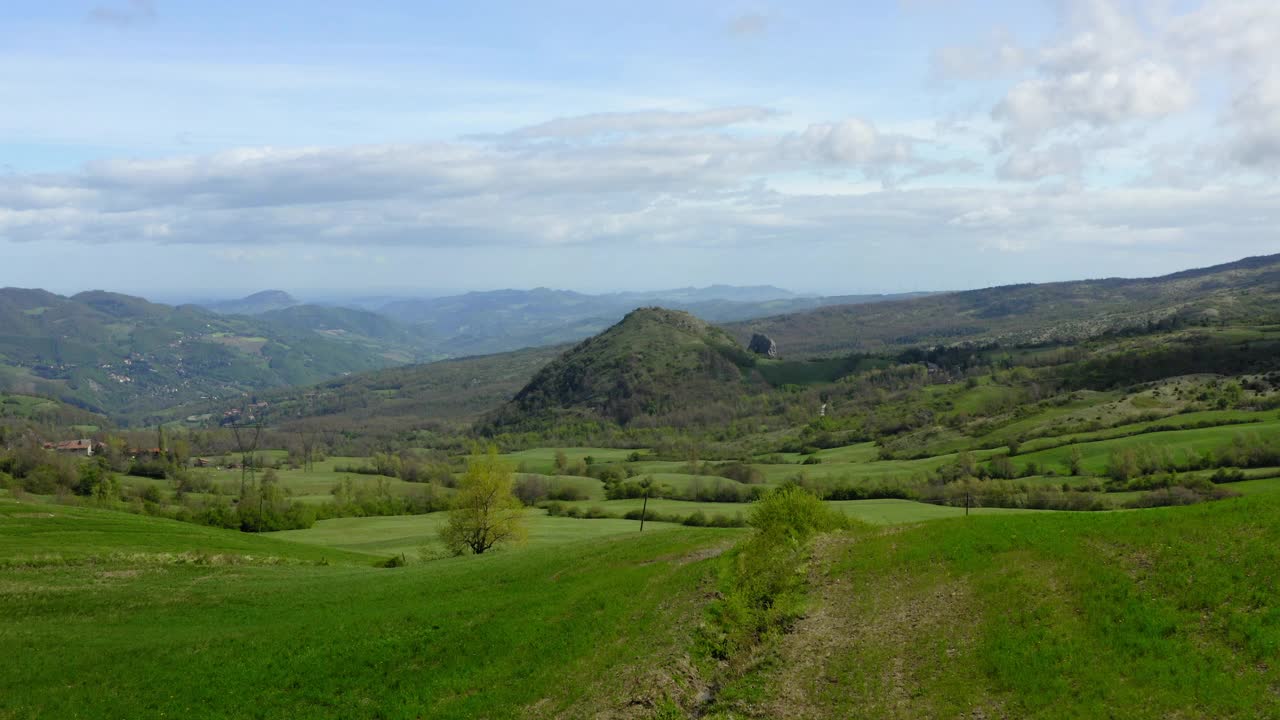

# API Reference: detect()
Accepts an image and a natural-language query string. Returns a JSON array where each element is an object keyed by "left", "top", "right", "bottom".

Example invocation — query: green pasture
[
  {"left": 502, "top": 446, "right": 639, "bottom": 474},
  {"left": 730, "top": 492, "right": 1280, "bottom": 717},
  {"left": 0, "top": 501, "right": 731, "bottom": 719},
  {"left": 1013, "top": 418, "right": 1280, "bottom": 475},
  {"left": 827, "top": 498, "right": 1044, "bottom": 524},
  {"left": 0, "top": 498, "right": 370, "bottom": 567},
  {"left": 272, "top": 510, "right": 688, "bottom": 559}
]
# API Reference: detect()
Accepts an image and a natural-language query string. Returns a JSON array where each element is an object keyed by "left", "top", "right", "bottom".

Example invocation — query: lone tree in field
[{"left": 440, "top": 447, "right": 527, "bottom": 556}]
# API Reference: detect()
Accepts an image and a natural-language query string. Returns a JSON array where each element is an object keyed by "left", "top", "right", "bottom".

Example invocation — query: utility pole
[
  {"left": 639, "top": 477, "right": 652, "bottom": 532},
  {"left": 229, "top": 399, "right": 266, "bottom": 499}
]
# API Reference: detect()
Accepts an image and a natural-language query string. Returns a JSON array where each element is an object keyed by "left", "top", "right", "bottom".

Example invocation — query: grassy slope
[
  {"left": 728, "top": 253, "right": 1280, "bottom": 357},
  {"left": 721, "top": 493, "right": 1280, "bottom": 719},
  {"left": 273, "top": 510, "right": 687, "bottom": 559},
  {"left": 0, "top": 498, "right": 733, "bottom": 720},
  {"left": 0, "top": 497, "right": 371, "bottom": 566}
]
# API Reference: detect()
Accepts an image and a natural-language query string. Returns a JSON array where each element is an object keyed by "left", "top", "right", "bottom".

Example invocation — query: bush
[
  {"left": 713, "top": 462, "right": 765, "bottom": 484},
  {"left": 548, "top": 485, "right": 588, "bottom": 502},
  {"left": 702, "top": 487, "right": 845, "bottom": 663},
  {"left": 748, "top": 485, "right": 846, "bottom": 543},
  {"left": 683, "top": 510, "right": 708, "bottom": 527},
  {"left": 1211, "top": 467, "right": 1247, "bottom": 483},
  {"left": 1124, "top": 485, "right": 1240, "bottom": 508}
]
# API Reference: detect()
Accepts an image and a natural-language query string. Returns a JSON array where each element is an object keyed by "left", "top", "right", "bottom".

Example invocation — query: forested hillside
[
  {"left": 0, "top": 289, "right": 405, "bottom": 421},
  {"left": 729, "top": 254, "right": 1280, "bottom": 357}
]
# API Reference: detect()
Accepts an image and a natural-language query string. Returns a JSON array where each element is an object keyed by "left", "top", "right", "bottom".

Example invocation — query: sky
[{"left": 1, "top": 0, "right": 1278, "bottom": 298}]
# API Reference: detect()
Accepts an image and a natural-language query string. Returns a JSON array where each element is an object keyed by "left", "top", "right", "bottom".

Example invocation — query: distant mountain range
[
  {"left": 0, "top": 289, "right": 408, "bottom": 421},
  {"left": 230, "top": 253, "right": 1280, "bottom": 438},
  {"left": 0, "top": 283, "right": 910, "bottom": 420},
  {"left": 12, "top": 255, "right": 1277, "bottom": 427},
  {"left": 201, "top": 290, "right": 301, "bottom": 315},
  {"left": 198, "top": 285, "right": 928, "bottom": 359}
]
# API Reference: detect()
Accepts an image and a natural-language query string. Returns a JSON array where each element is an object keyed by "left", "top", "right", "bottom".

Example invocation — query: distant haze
[{"left": 2, "top": 2, "right": 1278, "bottom": 295}]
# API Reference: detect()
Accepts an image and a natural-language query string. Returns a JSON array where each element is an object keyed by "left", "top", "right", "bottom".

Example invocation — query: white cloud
[
  {"left": 931, "top": 30, "right": 1025, "bottom": 82},
  {"left": 509, "top": 107, "right": 778, "bottom": 138},
  {"left": 994, "top": 60, "right": 1192, "bottom": 142},
  {"left": 997, "top": 144, "right": 1083, "bottom": 182},
  {"left": 789, "top": 119, "right": 913, "bottom": 167}
]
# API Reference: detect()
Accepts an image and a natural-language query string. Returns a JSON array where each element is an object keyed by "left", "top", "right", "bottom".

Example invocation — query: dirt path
[{"left": 748, "top": 531, "right": 1004, "bottom": 719}]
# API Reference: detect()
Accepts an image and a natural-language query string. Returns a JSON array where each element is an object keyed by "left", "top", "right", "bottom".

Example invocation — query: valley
[{"left": 3, "top": 255, "right": 1280, "bottom": 718}]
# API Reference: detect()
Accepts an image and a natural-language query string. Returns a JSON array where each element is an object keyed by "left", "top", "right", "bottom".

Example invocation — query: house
[{"left": 43, "top": 439, "right": 97, "bottom": 456}]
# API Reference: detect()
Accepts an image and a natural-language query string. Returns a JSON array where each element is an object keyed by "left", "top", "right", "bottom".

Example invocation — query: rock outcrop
[{"left": 748, "top": 333, "right": 778, "bottom": 358}]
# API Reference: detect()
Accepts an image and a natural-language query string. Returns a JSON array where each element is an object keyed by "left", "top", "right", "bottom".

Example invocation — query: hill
[
  {"left": 173, "top": 254, "right": 1280, "bottom": 446},
  {"left": 729, "top": 253, "right": 1280, "bottom": 357},
  {"left": 234, "top": 344, "right": 567, "bottom": 441},
  {"left": 613, "top": 283, "right": 800, "bottom": 303},
  {"left": 256, "top": 304, "right": 432, "bottom": 363},
  {"left": 376, "top": 286, "right": 924, "bottom": 357},
  {"left": 0, "top": 288, "right": 409, "bottom": 421},
  {"left": 482, "top": 308, "right": 765, "bottom": 432},
  {"left": 201, "top": 290, "right": 300, "bottom": 315}
]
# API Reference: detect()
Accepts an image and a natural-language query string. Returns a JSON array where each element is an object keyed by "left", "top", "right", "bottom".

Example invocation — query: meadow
[
  {"left": 6, "top": 481, "right": 1280, "bottom": 718},
  {"left": 0, "top": 495, "right": 735, "bottom": 719},
  {"left": 711, "top": 492, "right": 1280, "bottom": 718}
]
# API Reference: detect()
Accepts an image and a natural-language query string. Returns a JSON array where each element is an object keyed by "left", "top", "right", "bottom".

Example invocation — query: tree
[
  {"left": 440, "top": 447, "right": 527, "bottom": 556},
  {"left": 1067, "top": 446, "right": 1085, "bottom": 476}
]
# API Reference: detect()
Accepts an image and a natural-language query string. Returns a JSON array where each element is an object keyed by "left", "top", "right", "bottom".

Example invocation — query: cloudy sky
[{"left": 2, "top": 1, "right": 1278, "bottom": 298}]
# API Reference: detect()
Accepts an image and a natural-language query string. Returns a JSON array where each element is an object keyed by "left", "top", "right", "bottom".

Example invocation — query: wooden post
[{"left": 640, "top": 486, "right": 649, "bottom": 532}]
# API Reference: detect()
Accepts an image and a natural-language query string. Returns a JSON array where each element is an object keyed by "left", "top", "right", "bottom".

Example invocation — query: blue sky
[{"left": 1, "top": 0, "right": 1277, "bottom": 298}]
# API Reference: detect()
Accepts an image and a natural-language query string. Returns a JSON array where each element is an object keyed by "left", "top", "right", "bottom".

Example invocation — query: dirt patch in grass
[
  {"left": 95, "top": 569, "right": 143, "bottom": 580},
  {"left": 640, "top": 542, "right": 733, "bottom": 567},
  {"left": 745, "top": 531, "right": 1005, "bottom": 719}
]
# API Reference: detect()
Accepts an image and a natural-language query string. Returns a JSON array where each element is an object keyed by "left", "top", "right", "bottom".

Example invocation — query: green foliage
[
  {"left": 0, "top": 289, "right": 411, "bottom": 420},
  {"left": 482, "top": 308, "right": 769, "bottom": 432},
  {"left": 702, "top": 486, "right": 847, "bottom": 668},
  {"left": 747, "top": 485, "right": 847, "bottom": 544},
  {"left": 730, "top": 253, "right": 1280, "bottom": 357},
  {"left": 439, "top": 447, "right": 527, "bottom": 555}
]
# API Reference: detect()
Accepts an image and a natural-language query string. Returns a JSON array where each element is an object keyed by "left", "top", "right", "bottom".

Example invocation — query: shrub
[
  {"left": 1211, "top": 467, "right": 1247, "bottom": 483},
  {"left": 748, "top": 485, "right": 846, "bottom": 544},
  {"left": 548, "top": 485, "right": 588, "bottom": 502},
  {"left": 1126, "top": 486, "right": 1201, "bottom": 508},
  {"left": 713, "top": 462, "right": 765, "bottom": 484},
  {"left": 709, "top": 512, "right": 746, "bottom": 528}
]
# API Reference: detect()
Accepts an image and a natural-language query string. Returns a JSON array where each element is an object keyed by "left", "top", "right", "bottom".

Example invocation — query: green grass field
[
  {"left": 274, "top": 510, "right": 697, "bottom": 559},
  {"left": 502, "top": 447, "right": 639, "bottom": 474},
  {"left": 713, "top": 492, "right": 1280, "bottom": 718},
  {"left": 0, "top": 495, "right": 732, "bottom": 719},
  {"left": 7, "top": 486, "right": 1278, "bottom": 718},
  {"left": 0, "top": 497, "right": 371, "bottom": 567}
]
